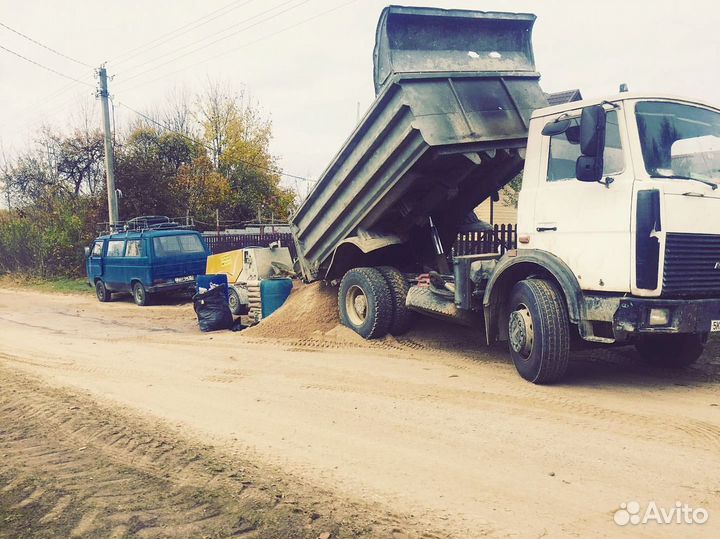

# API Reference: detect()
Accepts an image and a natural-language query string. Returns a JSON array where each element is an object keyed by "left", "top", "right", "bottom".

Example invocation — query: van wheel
[
  {"left": 635, "top": 334, "right": 705, "bottom": 368},
  {"left": 132, "top": 282, "right": 150, "bottom": 306},
  {"left": 338, "top": 267, "right": 393, "bottom": 339},
  {"left": 507, "top": 279, "right": 570, "bottom": 384},
  {"left": 377, "top": 266, "right": 414, "bottom": 335},
  {"left": 95, "top": 280, "right": 111, "bottom": 302}
]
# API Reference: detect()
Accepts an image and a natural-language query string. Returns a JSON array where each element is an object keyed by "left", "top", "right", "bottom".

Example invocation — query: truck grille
[{"left": 663, "top": 233, "right": 720, "bottom": 296}]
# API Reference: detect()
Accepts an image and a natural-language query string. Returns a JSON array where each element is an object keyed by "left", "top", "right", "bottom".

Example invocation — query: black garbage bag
[{"left": 192, "top": 285, "right": 234, "bottom": 332}]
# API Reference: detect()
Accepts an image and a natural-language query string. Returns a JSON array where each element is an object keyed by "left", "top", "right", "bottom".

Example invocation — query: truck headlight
[{"left": 649, "top": 308, "right": 670, "bottom": 326}]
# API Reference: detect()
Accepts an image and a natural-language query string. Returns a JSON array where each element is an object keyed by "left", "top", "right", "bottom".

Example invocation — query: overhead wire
[
  {"left": 114, "top": 0, "right": 309, "bottom": 87},
  {"left": 0, "top": 43, "right": 94, "bottom": 86},
  {"left": 0, "top": 20, "right": 93, "bottom": 68},
  {"left": 110, "top": 0, "right": 255, "bottom": 67},
  {"left": 119, "top": 0, "right": 359, "bottom": 94}
]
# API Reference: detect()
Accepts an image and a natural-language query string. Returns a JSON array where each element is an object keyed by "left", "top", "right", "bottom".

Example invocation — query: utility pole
[{"left": 97, "top": 66, "right": 119, "bottom": 229}]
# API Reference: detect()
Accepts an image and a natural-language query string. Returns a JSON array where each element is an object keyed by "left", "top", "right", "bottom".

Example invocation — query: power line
[
  {"left": 120, "top": 0, "right": 359, "bottom": 94},
  {"left": 0, "top": 21, "right": 93, "bottom": 68},
  {"left": 111, "top": 0, "right": 255, "bottom": 67},
  {"left": 115, "top": 0, "right": 309, "bottom": 86},
  {"left": 116, "top": 101, "right": 314, "bottom": 182},
  {"left": 0, "top": 43, "right": 94, "bottom": 86}
]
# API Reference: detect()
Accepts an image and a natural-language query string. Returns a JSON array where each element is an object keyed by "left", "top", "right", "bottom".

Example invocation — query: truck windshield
[
  {"left": 153, "top": 234, "right": 205, "bottom": 257},
  {"left": 636, "top": 101, "right": 720, "bottom": 187}
]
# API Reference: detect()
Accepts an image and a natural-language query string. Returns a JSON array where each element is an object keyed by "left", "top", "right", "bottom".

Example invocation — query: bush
[{"left": 0, "top": 197, "right": 101, "bottom": 278}]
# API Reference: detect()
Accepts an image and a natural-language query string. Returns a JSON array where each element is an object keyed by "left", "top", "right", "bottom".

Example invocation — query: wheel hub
[
  {"left": 345, "top": 285, "right": 368, "bottom": 326},
  {"left": 509, "top": 306, "right": 534, "bottom": 358}
]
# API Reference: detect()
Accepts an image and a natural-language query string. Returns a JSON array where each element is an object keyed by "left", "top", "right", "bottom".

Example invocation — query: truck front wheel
[
  {"left": 507, "top": 279, "right": 570, "bottom": 384},
  {"left": 338, "top": 267, "right": 393, "bottom": 339},
  {"left": 635, "top": 334, "right": 705, "bottom": 368}
]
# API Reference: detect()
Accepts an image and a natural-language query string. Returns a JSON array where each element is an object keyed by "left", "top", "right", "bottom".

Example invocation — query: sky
[{"left": 1, "top": 0, "right": 718, "bottom": 196}]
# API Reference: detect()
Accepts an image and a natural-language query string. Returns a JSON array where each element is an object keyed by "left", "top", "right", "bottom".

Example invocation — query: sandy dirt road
[{"left": 1, "top": 287, "right": 719, "bottom": 538}]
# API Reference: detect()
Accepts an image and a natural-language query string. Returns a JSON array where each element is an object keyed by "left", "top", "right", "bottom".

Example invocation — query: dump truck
[{"left": 290, "top": 5, "right": 720, "bottom": 383}]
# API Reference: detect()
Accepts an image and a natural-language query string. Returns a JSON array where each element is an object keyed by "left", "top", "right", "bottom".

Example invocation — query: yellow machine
[
  {"left": 205, "top": 246, "right": 294, "bottom": 317},
  {"left": 205, "top": 250, "right": 244, "bottom": 283}
]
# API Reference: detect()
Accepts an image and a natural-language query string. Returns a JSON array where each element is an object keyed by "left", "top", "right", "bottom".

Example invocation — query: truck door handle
[{"left": 536, "top": 226, "right": 557, "bottom": 232}]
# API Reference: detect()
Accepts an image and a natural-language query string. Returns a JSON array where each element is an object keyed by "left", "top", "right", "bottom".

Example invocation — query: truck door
[{"left": 531, "top": 107, "right": 634, "bottom": 293}]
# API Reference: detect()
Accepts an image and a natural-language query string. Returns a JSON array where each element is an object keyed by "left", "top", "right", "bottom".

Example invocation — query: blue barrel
[
  {"left": 196, "top": 274, "right": 229, "bottom": 302},
  {"left": 260, "top": 278, "right": 293, "bottom": 318}
]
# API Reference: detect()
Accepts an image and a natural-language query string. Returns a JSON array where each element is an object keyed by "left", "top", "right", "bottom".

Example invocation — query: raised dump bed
[{"left": 291, "top": 6, "right": 548, "bottom": 281}]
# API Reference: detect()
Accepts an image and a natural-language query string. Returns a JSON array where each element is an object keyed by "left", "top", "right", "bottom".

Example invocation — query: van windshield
[
  {"left": 636, "top": 101, "right": 720, "bottom": 186},
  {"left": 152, "top": 235, "right": 205, "bottom": 257}
]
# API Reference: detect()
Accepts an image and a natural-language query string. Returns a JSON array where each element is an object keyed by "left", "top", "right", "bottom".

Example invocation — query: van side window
[
  {"left": 546, "top": 110, "right": 624, "bottom": 182},
  {"left": 91, "top": 241, "right": 103, "bottom": 256},
  {"left": 106, "top": 240, "right": 125, "bottom": 257},
  {"left": 125, "top": 240, "right": 143, "bottom": 257}
]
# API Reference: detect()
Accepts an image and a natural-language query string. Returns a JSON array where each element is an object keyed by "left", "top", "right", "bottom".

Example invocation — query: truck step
[{"left": 405, "top": 285, "right": 475, "bottom": 326}]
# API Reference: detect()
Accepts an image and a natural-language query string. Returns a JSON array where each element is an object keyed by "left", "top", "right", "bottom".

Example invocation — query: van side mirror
[
  {"left": 576, "top": 105, "right": 606, "bottom": 182},
  {"left": 84, "top": 247, "right": 91, "bottom": 258}
]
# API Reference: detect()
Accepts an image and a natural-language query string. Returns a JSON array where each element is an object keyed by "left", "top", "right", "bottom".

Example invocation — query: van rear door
[{"left": 150, "top": 233, "right": 208, "bottom": 284}]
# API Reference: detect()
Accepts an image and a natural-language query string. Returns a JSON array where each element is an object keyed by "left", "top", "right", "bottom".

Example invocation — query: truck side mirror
[{"left": 576, "top": 105, "right": 606, "bottom": 182}]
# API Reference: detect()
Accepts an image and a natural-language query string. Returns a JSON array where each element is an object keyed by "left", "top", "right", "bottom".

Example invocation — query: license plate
[
  {"left": 712, "top": 320, "right": 720, "bottom": 332},
  {"left": 174, "top": 276, "right": 194, "bottom": 283}
]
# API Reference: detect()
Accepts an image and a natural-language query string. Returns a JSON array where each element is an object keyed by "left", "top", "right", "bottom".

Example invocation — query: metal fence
[{"left": 204, "top": 224, "right": 517, "bottom": 259}]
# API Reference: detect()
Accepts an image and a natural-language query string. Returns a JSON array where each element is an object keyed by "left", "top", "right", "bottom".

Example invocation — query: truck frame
[{"left": 290, "top": 5, "right": 720, "bottom": 383}]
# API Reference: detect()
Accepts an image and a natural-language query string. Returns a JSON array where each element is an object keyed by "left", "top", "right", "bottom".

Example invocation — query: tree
[
  {"left": 114, "top": 127, "right": 201, "bottom": 219},
  {"left": 171, "top": 155, "right": 231, "bottom": 225},
  {"left": 501, "top": 172, "right": 523, "bottom": 208}
]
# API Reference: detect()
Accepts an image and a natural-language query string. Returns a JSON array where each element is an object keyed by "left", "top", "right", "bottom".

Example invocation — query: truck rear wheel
[
  {"left": 338, "top": 267, "right": 393, "bottom": 339},
  {"left": 635, "top": 334, "right": 705, "bottom": 368},
  {"left": 377, "top": 266, "right": 414, "bottom": 335},
  {"left": 507, "top": 279, "right": 570, "bottom": 384}
]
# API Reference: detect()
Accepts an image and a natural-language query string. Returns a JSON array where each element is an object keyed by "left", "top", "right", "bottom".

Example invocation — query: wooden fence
[
  {"left": 204, "top": 224, "right": 517, "bottom": 259},
  {"left": 452, "top": 224, "right": 517, "bottom": 256},
  {"left": 203, "top": 233, "right": 298, "bottom": 259}
]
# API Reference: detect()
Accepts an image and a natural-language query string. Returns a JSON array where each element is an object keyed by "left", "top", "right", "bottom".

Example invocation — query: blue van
[{"left": 85, "top": 227, "right": 209, "bottom": 306}]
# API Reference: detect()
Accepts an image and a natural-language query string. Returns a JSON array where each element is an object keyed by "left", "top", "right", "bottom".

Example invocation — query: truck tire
[
  {"left": 338, "top": 267, "right": 393, "bottom": 339},
  {"left": 95, "top": 279, "right": 111, "bottom": 302},
  {"left": 377, "top": 266, "right": 414, "bottom": 335},
  {"left": 507, "top": 278, "right": 570, "bottom": 384},
  {"left": 132, "top": 281, "right": 150, "bottom": 306},
  {"left": 635, "top": 334, "right": 705, "bottom": 368}
]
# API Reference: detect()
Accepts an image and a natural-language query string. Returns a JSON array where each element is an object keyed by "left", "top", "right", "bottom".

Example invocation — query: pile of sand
[
  {"left": 242, "top": 280, "right": 487, "bottom": 354},
  {"left": 243, "top": 281, "right": 341, "bottom": 339}
]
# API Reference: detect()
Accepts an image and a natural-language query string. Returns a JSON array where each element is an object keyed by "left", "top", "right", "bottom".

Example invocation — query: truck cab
[{"left": 480, "top": 94, "right": 720, "bottom": 381}]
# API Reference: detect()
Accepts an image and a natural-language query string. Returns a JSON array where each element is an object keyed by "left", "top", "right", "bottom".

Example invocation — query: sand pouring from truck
[{"left": 290, "top": 5, "right": 720, "bottom": 384}]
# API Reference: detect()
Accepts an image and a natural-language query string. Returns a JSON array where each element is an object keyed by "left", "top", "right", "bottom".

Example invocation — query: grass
[{"left": 0, "top": 274, "right": 92, "bottom": 295}]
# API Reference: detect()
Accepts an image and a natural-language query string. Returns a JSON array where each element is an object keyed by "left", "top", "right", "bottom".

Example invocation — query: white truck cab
[{"left": 481, "top": 94, "right": 720, "bottom": 381}]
